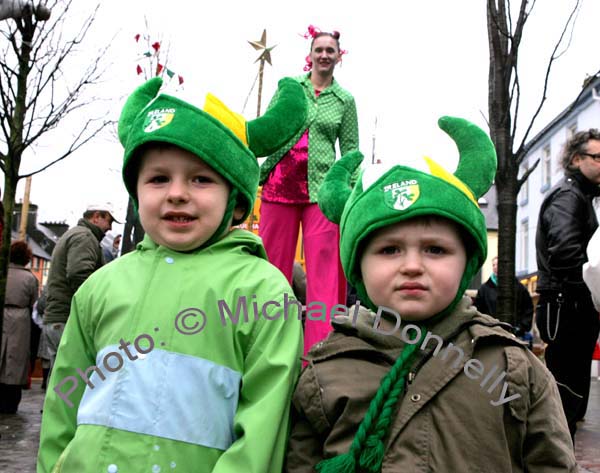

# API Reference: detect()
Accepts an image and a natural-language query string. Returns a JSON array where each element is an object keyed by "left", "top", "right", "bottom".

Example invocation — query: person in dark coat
[
  {"left": 0, "top": 241, "right": 38, "bottom": 413},
  {"left": 475, "top": 256, "right": 533, "bottom": 338},
  {"left": 292, "top": 261, "right": 307, "bottom": 306},
  {"left": 34, "top": 285, "right": 49, "bottom": 389},
  {"left": 41, "top": 203, "right": 119, "bottom": 371},
  {"left": 535, "top": 128, "right": 600, "bottom": 442}
]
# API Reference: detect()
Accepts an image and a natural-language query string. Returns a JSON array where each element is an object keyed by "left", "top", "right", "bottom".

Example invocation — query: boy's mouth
[
  {"left": 163, "top": 212, "right": 196, "bottom": 223},
  {"left": 397, "top": 282, "right": 428, "bottom": 295},
  {"left": 398, "top": 282, "right": 427, "bottom": 290}
]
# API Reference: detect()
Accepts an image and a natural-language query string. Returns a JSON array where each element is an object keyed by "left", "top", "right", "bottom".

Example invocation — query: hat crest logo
[
  {"left": 384, "top": 180, "right": 420, "bottom": 211},
  {"left": 143, "top": 108, "right": 176, "bottom": 133}
]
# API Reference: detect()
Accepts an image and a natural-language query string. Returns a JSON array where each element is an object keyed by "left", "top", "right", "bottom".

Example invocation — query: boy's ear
[{"left": 233, "top": 205, "right": 246, "bottom": 222}]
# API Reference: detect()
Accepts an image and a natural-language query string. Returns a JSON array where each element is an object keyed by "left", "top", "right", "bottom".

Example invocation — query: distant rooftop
[{"left": 10, "top": 231, "right": 52, "bottom": 260}]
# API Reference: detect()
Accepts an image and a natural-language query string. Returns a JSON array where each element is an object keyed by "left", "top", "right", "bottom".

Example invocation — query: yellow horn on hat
[{"left": 204, "top": 93, "right": 248, "bottom": 146}]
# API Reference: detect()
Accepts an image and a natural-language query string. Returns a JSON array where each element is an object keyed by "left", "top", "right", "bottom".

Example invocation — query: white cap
[{"left": 86, "top": 202, "right": 122, "bottom": 224}]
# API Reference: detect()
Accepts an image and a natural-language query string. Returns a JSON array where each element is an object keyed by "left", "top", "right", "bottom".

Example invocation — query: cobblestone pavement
[
  {"left": 2, "top": 379, "right": 600, "bottom": 472},
  {"left": 0, "top": 379, "right": 44, "bottom": 473},
  {"left": 576, "top": 376, "right": 600, "bottom": 473}
]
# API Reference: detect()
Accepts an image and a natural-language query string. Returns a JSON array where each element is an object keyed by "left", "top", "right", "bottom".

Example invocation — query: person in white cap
[{"left": 39, "top": 203, "right": 121, "bottom": 371}]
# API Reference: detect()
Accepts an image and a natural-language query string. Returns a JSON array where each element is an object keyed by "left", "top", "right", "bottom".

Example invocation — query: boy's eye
[
  {"left": 426, "top": 246, "right": 446, "bottom": 255},
  {"left": 380, "top": 246, "right": 400, "bottom": 255},
  {"left": 193, "top": 175, "right": 214, "bottom": 184},
  {"left": 148, "top": 175, "right": 168, "bottom": 184}
]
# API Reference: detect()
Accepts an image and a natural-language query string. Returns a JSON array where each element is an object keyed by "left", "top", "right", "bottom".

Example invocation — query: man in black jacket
[
  {"left": 475, "top": 256, "right": 533, "bottom": 338},
  {"left": 535, "top": 129, "right": 600, "bottom": 442}
]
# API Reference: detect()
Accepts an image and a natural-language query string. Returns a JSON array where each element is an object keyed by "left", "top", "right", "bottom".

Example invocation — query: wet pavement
[
  {"left": 0, "top": 379, "right": 43, "bottom": 473},
  {"left": 2, "top": 378, "right": 600, "bottom": 472},
  {"left": 576, "top": 375, "right": 600, "bottom": 473}
]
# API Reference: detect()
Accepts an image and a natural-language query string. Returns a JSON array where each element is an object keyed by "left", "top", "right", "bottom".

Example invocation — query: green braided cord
[
  {"left": 359, "top": 369, "right": 409, "bottom": 471},
  {"left": 316, "top": 328, "right": 426, "bottom": 473}
]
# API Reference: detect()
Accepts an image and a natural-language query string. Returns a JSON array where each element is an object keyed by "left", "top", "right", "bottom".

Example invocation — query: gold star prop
[{"left": 248, "top": 29, "right": 276, "bottom": 65}]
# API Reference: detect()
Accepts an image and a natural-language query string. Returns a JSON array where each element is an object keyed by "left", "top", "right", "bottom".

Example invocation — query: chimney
[
  {"left": 12, "top": 202, "right": 38, "bottom": 236},
  {"left": 40, "top": 221, "right": 69, "bottom": 238}
]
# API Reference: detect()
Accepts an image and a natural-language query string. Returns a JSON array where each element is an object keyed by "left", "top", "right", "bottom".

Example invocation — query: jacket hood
[
  {"left": 137, "top": 228, "right": 268, "bottom": 260},
  {"left": 310, "top": 297, "right": 518, "bottom": 362},
  {"left": 329, "top": 297, "right": 475, "bottom": 349},
  {"left": 101, "top": 230, "right": 120, "bottom": 253},
  {"left": 568, "top": 169, "right": 600, "bottom": 197},
  {"left": 78, "top": 218, "right": 105, "bottom": 242}
]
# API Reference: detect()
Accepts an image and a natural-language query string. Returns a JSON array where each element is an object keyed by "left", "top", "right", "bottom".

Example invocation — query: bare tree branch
[
  {"left": 516, "top": 157, "right": 540, "bottom": 187},
  {"left": 0, "top": 0, "right": 112, "bottom": 340},
  {"left": 506, "top": 1, "right": 529, "bottom": 139},
  {"left": 515, "top": 0, "right": 582, "bottom": 157},
  {"left": 20, "top": 118, "right": 113, "bottom": 178},
  {"left": 486, "top": 0, "right": 583, "bottom": 325}
]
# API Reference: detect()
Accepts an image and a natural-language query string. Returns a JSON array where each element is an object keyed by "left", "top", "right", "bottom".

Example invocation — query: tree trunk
[
  {"left": 0, "top": 10, "right": 33, "bottom": 348},
  {"left": 0, "top": 3, "right": 110, "bottom": 349},
  {"left": 487, "top": 0, "right": 518, "bottom": 327},
  {"left": 0, "top": 164, "right": 21, "bottom": 345},
  {"left": 496, "top": 172, "right": 518, "bottom": 326}
]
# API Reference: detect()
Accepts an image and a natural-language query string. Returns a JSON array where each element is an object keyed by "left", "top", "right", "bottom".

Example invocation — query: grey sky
[{"left": 13, "top": 0, "right": 599, "bottom": 231}]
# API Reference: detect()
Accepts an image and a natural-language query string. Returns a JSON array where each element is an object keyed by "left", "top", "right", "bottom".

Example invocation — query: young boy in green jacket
[
  {"left": 285, "top": 117, "right": 577, "bottom": 472},
  {"left": 38, "top": 77, "right": 305, "bottom": 473}
]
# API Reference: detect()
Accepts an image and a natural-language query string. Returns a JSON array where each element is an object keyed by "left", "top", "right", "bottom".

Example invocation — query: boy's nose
[
  {"left": 167, "top": 181, "right": 190, "bottom": 203},
  {"left": 400, "top": 251, "right": 424, "bottom": 274}
]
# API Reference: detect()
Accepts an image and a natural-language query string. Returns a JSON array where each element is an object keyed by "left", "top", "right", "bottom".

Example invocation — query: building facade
[
  {"left": 11, "top": 203, "right": 68, "bottom": 288},
  {"left": 515, "top": 74, "right": 600, "bottom": 291}
]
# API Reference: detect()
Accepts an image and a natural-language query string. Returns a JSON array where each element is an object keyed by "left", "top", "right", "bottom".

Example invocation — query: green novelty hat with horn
[
  {"left": 319, "top": 116, "right": 497, "bottom": 315},
  {"left": 118, "top": 76, "right": 307, "bottom": 226},
  {"left": 315, "top": 116, "right": 497, "bottom": 473}
]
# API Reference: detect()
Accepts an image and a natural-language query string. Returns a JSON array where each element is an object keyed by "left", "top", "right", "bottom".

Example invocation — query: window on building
[
  {"left": 520, "top": 219, "right": 529, "bottom": 272},
  {"left": 541, "top": 145, "right": 551, "bottom": 191},
  {"left": 566, "top": 122, "right": 577, "bottom": 140},
  {"left": 519, "top": 161, "right": 529, "bottom": 205},
  {"left": 33, "top": 257, "right": 40, "bottom": 272}
]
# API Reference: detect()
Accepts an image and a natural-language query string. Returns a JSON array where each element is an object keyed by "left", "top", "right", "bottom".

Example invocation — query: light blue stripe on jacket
[{"left": 77, "top": 345, "right": 241, "bottom": 450}]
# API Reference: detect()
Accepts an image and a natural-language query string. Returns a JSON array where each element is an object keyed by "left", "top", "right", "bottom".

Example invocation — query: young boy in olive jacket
[
  {"left": 285, "top": 117, "right": 577, "bottom": 473},
  {"left": 38, "top": 77, "right": 306, "bottom": 473}
]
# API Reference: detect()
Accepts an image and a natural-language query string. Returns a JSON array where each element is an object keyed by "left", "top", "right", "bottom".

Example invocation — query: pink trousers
[{"left": 259, "top": 201, "right": 346, "bottom": 354}]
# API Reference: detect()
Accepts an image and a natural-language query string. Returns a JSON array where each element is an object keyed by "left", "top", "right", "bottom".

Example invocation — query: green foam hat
[
  {"left": 315, "top": 116, "right": 497, "bottom": 473},
  {"left": 319, "top": 116, "right": 497, "bottom": 314},
  {"left": 118, "top": 77, "right": 307, "bottom": 225}
]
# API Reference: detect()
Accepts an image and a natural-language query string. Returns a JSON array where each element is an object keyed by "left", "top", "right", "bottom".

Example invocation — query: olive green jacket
[
  {"left": 44, "top": 219, "right": 105, "bottom": 324},
  {"left": 286, "top": 298, "right": 577, "bottom": 472},
  {"left": 259, "top": 74, "right": 359, "bottom": 202}
]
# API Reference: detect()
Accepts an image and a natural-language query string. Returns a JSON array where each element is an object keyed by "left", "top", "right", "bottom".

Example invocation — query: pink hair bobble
[
  {"left": 302, "top": 24, "right": 321, "bottom": 39},
  {"left": 303, "top": 55, "right": 313, "bottom": 72}
]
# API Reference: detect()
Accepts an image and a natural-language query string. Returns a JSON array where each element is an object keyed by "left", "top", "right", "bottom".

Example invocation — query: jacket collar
[
  {"left": 8, "top": 262, "right": 28, "bottom": 270},
  {"left": 567, "top": 169, "right": 600, "bottom": 197},
  {"left": 300, "top": 73, "right": 346, "bottom": 101},
  {"left": 78, "top": 218, "right": 105, "bottom": 242},
  {"left": 136, "top": 228, "right": 268, "bottom": 260},
  {"left": 307, "top": 297, "right": 522, "bottom": 364}
]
